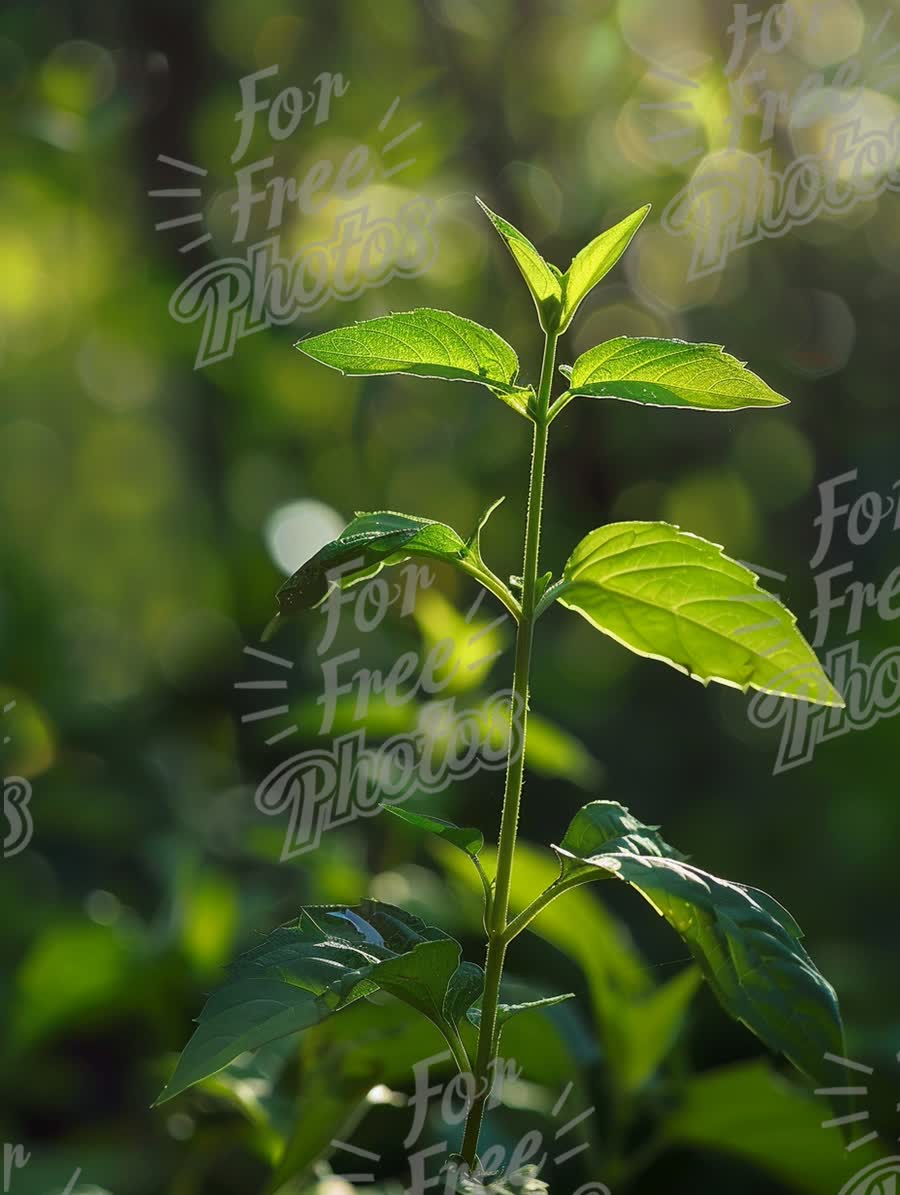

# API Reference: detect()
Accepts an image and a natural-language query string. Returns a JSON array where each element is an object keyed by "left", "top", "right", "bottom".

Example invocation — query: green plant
[{"left": 156, "top": 198, "right": 847, "bottom": 1187}]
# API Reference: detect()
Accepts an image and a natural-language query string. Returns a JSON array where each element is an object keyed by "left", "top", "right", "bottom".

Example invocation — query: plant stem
[{"left": 460, "top": 329, "right": 559, "bottom": 1165}]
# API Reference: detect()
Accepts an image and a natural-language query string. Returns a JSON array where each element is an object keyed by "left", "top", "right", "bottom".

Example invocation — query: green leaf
[
  {"left": 155, "top": 975, "right": 327, "bottom": 1108},
  {"left": 444, "top": 961, "right": 486, "bottom": 1028},
  {"left": 380, "top": 803, "right": 484, "bottom": 856},
  {"left": 665, "top": 1062, "right": 886, "bottom": 1194},
  {"left": 559, "top": 205, "right": 650, "bottom": 330},
  {"left": 560, "top": 336, "right": 789, "bottom": 412},
  {"left": 198, "top": 1038, "right": 297, "bottom": 1155},
  {"left": 295, "top": 308, "right": 532, "bottom": 414},
  {"left": 466, "top": 991, "right": 575, "bottom": 1030},
  {"left": 554, "top": 802, "right": 845, "bottom": 1085},
  {"left": 412, "top": 586, "right": 510, "bottom": 694},
  {"left": 465, "top": 495, "right": 505, "bottom": 568},
  {"left": 524, "top": 712, "right": 603, "bottom": 789},
  {"left": 155, "top": 901, "right": 463, "bottom": 1104},
  {"left": 433, "top": 839, "right": 650, "bottom": 1085},
  {"left": 272, "top": 509, "right": 518, "bottom": 625},
  {"left": 555, "top": 521, "right": 844, "bottom": 707},
  {"left": 557, "top": 798, "right": 684, "bottom": 862},
  {"left": 619, "top": 965, "right": 701, "bottom": 1093},
  {"left": 269, "top": 999, "right": 452, "bottom": 1194},
  {"left": 475, "top": 197, "right": 563, "bottom": 332}
]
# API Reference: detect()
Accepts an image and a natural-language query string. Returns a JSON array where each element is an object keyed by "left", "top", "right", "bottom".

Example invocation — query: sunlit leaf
[
  {"left": 559, "top": 205, "right": 650, "bottom": 330},
  {"left": 296, "top": 309, "right": 532, "bottom": 414},
  {"left": 553, "top": 521, "right": 843, "bottom": 706},
  {"left": 476, "top": 197, "right": 562, "bottom": 332},
  {"left": 560, "top": 336, "right": 789, "bottom": 411},
  {"left": 555, "top": 802, "right": 845, "bottom": 1085}
]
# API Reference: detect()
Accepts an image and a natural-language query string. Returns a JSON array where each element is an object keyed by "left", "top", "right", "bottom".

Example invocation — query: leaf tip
[{"left": 261, "top": 613, "right": 282, "bottom": 643}]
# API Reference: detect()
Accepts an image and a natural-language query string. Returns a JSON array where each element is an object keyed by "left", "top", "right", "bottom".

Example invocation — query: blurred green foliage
[{"left": 2, "top": 0, "right": 899, "bottom": 1191}]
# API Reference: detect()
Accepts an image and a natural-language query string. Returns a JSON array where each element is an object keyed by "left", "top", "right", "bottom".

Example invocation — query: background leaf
[
  {"left": 268, "top": 1000, "right": 453, "bottom": 1193},
  {"left": 664, "top": 1061, "right": 886, "bottom": 1194},
  {"left": 618, "top": 964, "right": 701, "bottom": 1093},
  {"left": 555, "top": 521, "right": 843, "bottom": 706},
  {"left": 561, "top": 336, "right": 789, "bottom": 411}
]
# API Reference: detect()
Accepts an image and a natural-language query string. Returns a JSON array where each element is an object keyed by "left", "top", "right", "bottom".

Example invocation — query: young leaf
[
  {"left": 155, "top": 901, "right": 464, "bottom": 1104},
  {"left": 272, "top": 510, "right": 519, "bottom": 624},
  {"left": 275, "top": 511, "right": 465, "bottom": 615},
  {"left": 558, "top": 337, "right": 789, "bottom": 413},
  {"left": 443, "top": 962, "right": 486, "bottom": 1028},
  {"left": 465, "top": 496, "right": 505, "bottom": 569},
  {"left": 553, "top": 521, "right": 843, "bottom": 707},
  {"left": 380, "top": 803, "right": 485, "bottom": 857},
  {"left": 559, "top": 205, "right": 650, "bottom": 330},
  {"left": 554, "top": 802, "right": 845, "bottom": 1086},
  {"left": 475, "top": 197, "right": 563, "bottom": 332},
  {"left": 295, "top": 309, "right": 532, "bottom": 415},
  {"left": 466, "top": 992, "right": 575, "bottom": 1030}
]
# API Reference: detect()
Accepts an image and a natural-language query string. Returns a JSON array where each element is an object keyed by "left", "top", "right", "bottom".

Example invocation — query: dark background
[{"left": 1, "top": 1, "right": 898, "bottom": 1192}]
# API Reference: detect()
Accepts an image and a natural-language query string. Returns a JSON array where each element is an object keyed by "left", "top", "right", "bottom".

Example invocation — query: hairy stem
[{"left": 460, "top": 329, "right": 559, "bottom": 1165}]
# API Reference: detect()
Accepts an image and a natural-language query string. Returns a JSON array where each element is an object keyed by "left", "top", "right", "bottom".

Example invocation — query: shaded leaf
[
  {"left": 559, "top": 206, "right": 650, "bottom": 330},
  {"left": 275, "top": 511, "right": 464, "bottom": 616},
  {"left": 444, "top": 961, "right": 486, "bottom": 1028},
  {"left": 561, "top": 336, "right": 789, "bottom": 411},
  {"left": 381, "top": 803, "right": 484, "bottom": 856},
  {"left": 296, "top": 309, "right": 531, "bottom": 414},
  {"left": 272, "top": 509, "right": 517, "bottom": 626},
  {"left": 466, "top": 992, "right": 575, "bottom": 1029},
  {"left": 555, "top": 802, "right": 844, "bottom": 1085},
  {"left": 155, "top": 901, "right": 463, "bottom": 1104},
  {"left": 555, "top": 521, "right": 843, "bottom": 707}
]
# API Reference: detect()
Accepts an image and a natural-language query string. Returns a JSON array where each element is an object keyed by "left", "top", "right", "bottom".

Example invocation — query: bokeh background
[{"left": 2, "top": 1, "right": 899, "bottom": 1192}]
